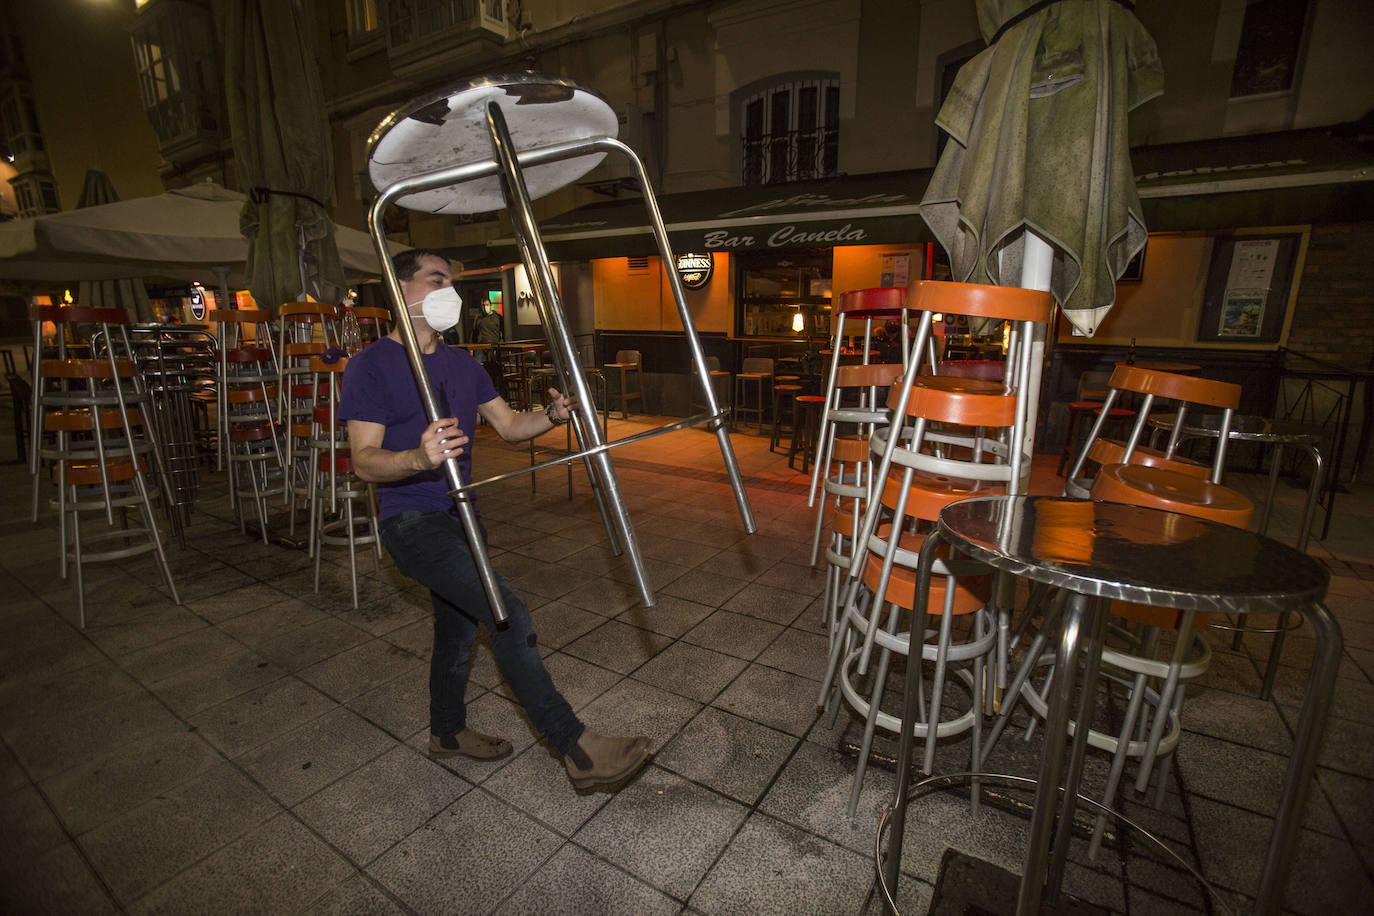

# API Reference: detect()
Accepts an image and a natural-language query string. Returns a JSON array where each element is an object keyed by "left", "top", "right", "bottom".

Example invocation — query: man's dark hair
[{"left": 393, "top": 248, "right": 452, "bottom": 281}]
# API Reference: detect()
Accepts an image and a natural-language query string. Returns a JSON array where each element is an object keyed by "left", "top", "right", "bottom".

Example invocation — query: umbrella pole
[{"left": 1017, "top": 233, "right": 1054, "bottom": 475}]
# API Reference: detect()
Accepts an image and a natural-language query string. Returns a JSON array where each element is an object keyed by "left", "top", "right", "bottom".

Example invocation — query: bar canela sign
[
  {"left": 675, "top": 252, "right": 714, "bottom": 288},
  {"left": 700, "top": 222, "right": 869, "bottom": 250}
]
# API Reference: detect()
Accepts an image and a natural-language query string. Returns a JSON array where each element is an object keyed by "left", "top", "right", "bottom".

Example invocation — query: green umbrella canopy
[
  {"left": 920, "top": 0, "right": 1163, "bottom": 335},
  {"left": 219, "top": 0, "right": 345, "bottom": 313},
  {"left": 75, "top": 169, "right": 154, "bottom": 323}
]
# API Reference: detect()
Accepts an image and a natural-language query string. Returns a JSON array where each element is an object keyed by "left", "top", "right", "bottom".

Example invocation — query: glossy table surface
[
  {"left": 938, "top": 496, "right": 1329, "bottom": 614},
  {"left": 1150, "top": 412, "right": 1322, "bottom": 445}
]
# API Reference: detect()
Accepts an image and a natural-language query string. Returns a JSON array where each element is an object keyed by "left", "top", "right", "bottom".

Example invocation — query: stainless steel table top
[
  {"left": 1150, "top": 412, "right": 1322, "bottom": 445},
  {"left": 937, "top": 495, "right": 1328, "bottom": 614}
]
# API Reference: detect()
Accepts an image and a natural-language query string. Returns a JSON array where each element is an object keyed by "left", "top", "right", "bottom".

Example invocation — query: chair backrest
[
  {"left": 615, "top": 349, "right": 641, "bottom": 368},
  {"left": 694, "top": 355, "right": 721, "bottom": 373},
  {"left": 836, "top": 287, "right": 905, "bottom": 317},
  {"left": 741, "top": 357, "right": 773, "bottom": 376},
  {"left": 1065, "top": 366, "right": 1241, "bottom": 489}
]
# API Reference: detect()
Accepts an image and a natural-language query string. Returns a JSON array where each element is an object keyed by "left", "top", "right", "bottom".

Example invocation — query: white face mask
[{"left": 408, "top": 285, "right": 462, "bottom": 332}]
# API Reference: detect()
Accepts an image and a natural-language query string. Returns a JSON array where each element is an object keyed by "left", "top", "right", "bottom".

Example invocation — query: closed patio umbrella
[
  {"left": 220, "top": 0, "right": 344, "bottom": 312},
  {"left": 920, "top": 0, "right": 1163, "bottom": 336},
  {"left": 75, "top": 169, "right": 155, "bottom": 322}
]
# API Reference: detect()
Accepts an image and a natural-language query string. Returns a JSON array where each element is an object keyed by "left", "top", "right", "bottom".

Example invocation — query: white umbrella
[{"left": 0, "top": 180, "right": 399, "bottom": 295}]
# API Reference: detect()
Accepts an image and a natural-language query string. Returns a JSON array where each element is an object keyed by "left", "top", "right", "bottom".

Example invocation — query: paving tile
[
  {"left": 483, "top": 740, "right": 613, "bottom": 835},
  {"left": 713, "top": 664, "right": 823, "bottom": 737},
  {"left": 40, "top": 726, "right": 222, "bottom": 835},
  {"left": 237, "top": 706, "right": 396, "bottom": 807},
  {"left": 347, "top": 664, "right": 429, "bottom": 740},
  {"left": 562, "top": 619, "right": 674, "bottom": 675},
  {"left": 687, "top": 812, "right": 876, "bottom": 915},
  {"left": 499, "top": 649, "right": 622, "bottom": 712},
  {"left": 656, "top": 706, "right": 799, "bottom": 805},
  {"left": 77, "top": 761, "right": 280, "bottom": 905},
  {"left": 411, "top": 691, "right": 541, "bottom": 784},
  {"left": 188, "top": 677, "right": 338, "bottom": 758},
  {"left": 493, "top": 841, "right": 680, "bottom": 915},
  {"left": 299, "top": 872, "right": 408, "bottom": 916},
  {"left": 576, "top": 767, "right": 748, "bottom": 899},
  {"left": 144, "top": 647, "right": 287, "bottom": 717},
  {"left": 683, "top": 609, "right": 785, "bottom": 660},
  {"left": 233, "top": 615, "right": 372, "bottom": 672},
  {"left": 367, "top": 790, "right": 563, "bottom": 912},
  {"left": 0, "top": 782, "right": 68, "bottom": 860},
  {"left": 1189, "top": 796, "right": 1374, "bottom": 915},
  {"left": 756, "top": 626, "right": 829, "bottom": 682},
  {"left": 0, "top": 841, "right": 117, "bottom": 914},
  {"left": 1175, "top": 732, "right": 1341, "bottom": 836},
  {"left": 129, "top": 812, "right": 355, "bottom": 915},
  {"left": 660, "top": 567, "right": 750, "bottom": 607},
  {"left": 721, "top": 580, "right": 809, "bottom": 625},
  {"left": 183, "top": 581, "right": 295, "bottom": 624},
  {"left": 575, "top": 679, "right": 701, "bottom": 753},
  {"left": 631, "top": 640, "right": 748, "bottom": 704},
  {"left": 4, "top": 688, "right": 183, "bottom": 783},
  {"left": 298, "top": 638, "right": 425, "bottom": 703},
  {"left": 294, "top": 745, "right": 467, "bottom": 865},
  {"left": 616, "top": 593, "right": 717, "bottom": 638},
  {"left": 524, "top": 599, "right": 606, "bottom": 649}
]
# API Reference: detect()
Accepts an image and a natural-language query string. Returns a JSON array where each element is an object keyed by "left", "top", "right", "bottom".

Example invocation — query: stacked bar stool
[
  {"left": 820, "top": 377, "right": 1027, "bottom": 814},
  {"left": 1000, "top": 366, "right": 1254, "bottom": 857},
  {"left": 808, "top": 362, "right": 904, "bottom": 644},
  {"left": 352, "top": 306, "right": 391, "bottom": 343},
  {"left": 28, "top": 305, "right": 180, "bottom": 624},
  {"left": 277, "top": 301, "right": 338, "bottom": 536},
  {"left": 807, "top": 287, "right": 911, "bottom": 539},
  {"left": 1061, "top": 363, "right": 1222, "bottom": 498},
  {"left": 211, "top": 308, "right": 284, "bottom": 541},
  {"left": 307, "top": 355, "right": 381, "bottom": 608},
  {"left": 839, "top": 280, "right": 1055, "bottom": 761}
]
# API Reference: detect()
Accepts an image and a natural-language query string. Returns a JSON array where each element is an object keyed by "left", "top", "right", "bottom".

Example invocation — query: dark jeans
[{"left": 380, "top": 510, "right": 584, "bottom": 755}]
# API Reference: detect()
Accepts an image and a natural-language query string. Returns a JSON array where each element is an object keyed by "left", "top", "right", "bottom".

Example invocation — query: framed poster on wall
[{"left": 1195, "top": 232, "right": 1303, "bottom": 344}]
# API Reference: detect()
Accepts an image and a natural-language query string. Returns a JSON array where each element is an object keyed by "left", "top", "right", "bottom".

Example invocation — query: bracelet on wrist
[{"left": 545, "top": 402, "right": 567, "bottom": 425}]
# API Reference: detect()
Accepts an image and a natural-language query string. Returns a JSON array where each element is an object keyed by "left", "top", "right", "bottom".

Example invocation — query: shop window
[
  {"left": 737, "top": 74, "right": 839, "bottom": 186},
  {"left": 736, "top": 247, "right": 832, "bottom": 339}
]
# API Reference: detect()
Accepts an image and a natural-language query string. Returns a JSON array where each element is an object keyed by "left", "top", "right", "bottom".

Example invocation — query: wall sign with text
[{"left": 675, "top": 253, "right": 714, "bottom": 288}]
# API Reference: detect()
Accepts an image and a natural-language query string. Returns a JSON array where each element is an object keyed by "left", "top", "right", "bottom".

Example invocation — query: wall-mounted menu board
[{"left": 1196, "top": 232, "right": 1303, "bottom": 344}]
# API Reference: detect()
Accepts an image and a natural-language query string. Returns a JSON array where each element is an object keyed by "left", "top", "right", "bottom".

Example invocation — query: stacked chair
[
  {"left": 277, "top": 302, "right": 338, "bottom": 539},
  {"left": 817, "top": 280, "right": 1053, "bottom": 813},
  {"left": 210, "top": 307, "right": 283, "bottom": 542},
  {"left": 1008, "top": 364, "right": 1252, "bottom": 857},
  {"left": 28, "top": 305, "right": 180, "bottom": 624},
  {"left": 306, "top": 355, "right": 381, "bottom": 608}
]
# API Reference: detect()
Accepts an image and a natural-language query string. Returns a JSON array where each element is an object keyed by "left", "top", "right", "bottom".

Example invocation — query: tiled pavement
[{"left": 1, "top": 408, "right": 1371, "bottom": 914}]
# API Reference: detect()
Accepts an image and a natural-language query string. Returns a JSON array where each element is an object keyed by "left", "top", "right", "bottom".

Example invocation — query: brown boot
[
  {"left": 563, "top": 729, "right": 652, "bottom": 790},
  {"left": 429, "top": 728, "right": 513, "bottom": 760}
]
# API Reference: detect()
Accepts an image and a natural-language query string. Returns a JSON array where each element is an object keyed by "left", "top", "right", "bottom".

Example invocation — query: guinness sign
[{"left": 674, "top": 252, "right": 714, "bottom": 289}]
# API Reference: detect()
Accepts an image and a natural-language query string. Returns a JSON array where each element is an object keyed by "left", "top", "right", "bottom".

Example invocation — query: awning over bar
[
  {"left": 488, "top": 168, "right": 936, "bottom": 262},
  {"left": 488, "top": 120, "right": 1374, "bottom": 262}
]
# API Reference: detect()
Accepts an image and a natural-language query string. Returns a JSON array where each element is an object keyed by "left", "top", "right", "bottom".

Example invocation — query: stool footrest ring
[{"left": 874, "top": 771, "right": 1234, "bottom": 916}]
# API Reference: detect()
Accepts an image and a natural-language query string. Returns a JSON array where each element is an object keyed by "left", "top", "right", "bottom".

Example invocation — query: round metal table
[
  {"left": 1150, "top": 413, "right": 1326, "bottom": 699},
  {"left": 880, "top": 496, "right": 1339, "bottom": 916}
]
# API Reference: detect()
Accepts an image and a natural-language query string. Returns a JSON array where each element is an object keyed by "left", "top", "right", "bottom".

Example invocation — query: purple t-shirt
[{"left": 337, "top": 337, "right": 498, "bottom": 519}]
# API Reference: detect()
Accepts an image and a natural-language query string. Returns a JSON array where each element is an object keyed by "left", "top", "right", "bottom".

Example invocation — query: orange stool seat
[{"left": 1092, "top": 463, "right": 1253, "bottom": 528}]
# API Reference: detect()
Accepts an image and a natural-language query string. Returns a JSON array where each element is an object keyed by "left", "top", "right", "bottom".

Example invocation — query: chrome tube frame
[{"left": 365, "top": 113, "right": 755, "bottom": 621}]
